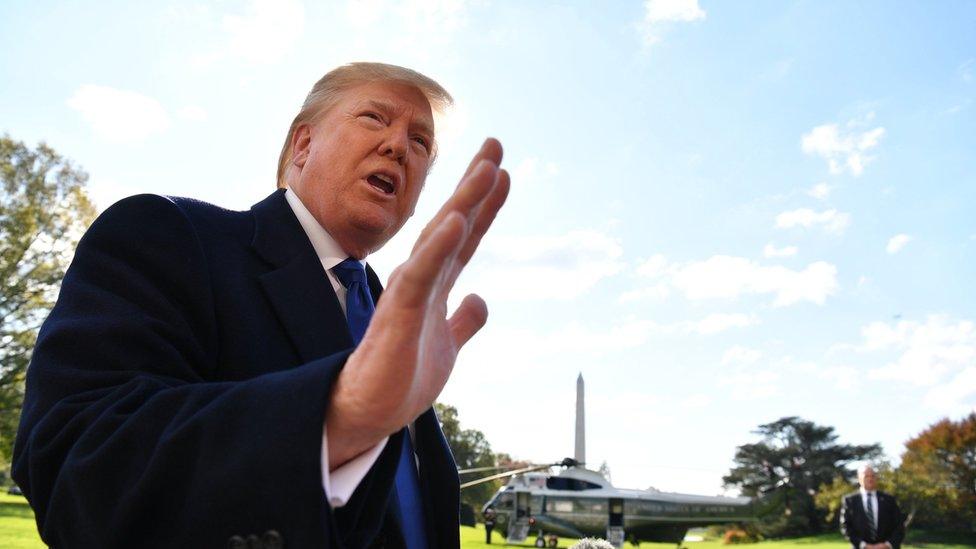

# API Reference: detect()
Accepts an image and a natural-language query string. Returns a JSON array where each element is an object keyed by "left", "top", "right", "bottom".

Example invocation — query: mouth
[{"left": 366, "top": 172, "right": 397, "bottom": 195}]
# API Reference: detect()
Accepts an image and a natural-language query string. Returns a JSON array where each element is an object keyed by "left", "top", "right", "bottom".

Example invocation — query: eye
[
  {"left": 412, "top": 135, "right": 430, "bottom": 152},
  {"left": 359, "top": 111, "right": 384, "bottom": 124}
]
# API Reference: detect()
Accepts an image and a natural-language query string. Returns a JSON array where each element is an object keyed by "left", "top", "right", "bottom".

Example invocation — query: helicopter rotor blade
[
  {"left": 459, "top": 463, "right": 556, "bottom": 489},
  {"left": 457, "top": 465, "right": 514, "bottom": 475}
]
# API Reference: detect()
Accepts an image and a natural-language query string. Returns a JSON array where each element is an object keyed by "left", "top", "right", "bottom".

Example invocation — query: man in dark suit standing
[
  {"left": 13, "top": 62, "right": 510, "bottom": 548},
  {"left": 841, "top": 465, "right": 905, "bottom": 549}
]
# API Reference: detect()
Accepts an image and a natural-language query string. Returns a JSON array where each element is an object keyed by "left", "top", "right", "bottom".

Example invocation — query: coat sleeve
[
  {"left": 12, "top": 195, "right": 352, "bottom": 548},
  {"left": 840, "top": 495, "right": 862, "bottom": 549},
  {"left": 886, "top": 495, "right": 906, "bottom": 549}
]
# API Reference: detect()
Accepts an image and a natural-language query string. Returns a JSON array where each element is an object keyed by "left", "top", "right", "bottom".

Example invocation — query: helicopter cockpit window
[
  {"left": 545, "top": 477, "right": 602, "bottom": 491},
  {"left": 495, "top": 492, "right": 514, "bottom": 510}
]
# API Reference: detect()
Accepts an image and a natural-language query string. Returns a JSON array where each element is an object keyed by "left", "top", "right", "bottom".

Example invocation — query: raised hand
[{"left": 326, "top": 138, "right": 510, "bottom": 468}]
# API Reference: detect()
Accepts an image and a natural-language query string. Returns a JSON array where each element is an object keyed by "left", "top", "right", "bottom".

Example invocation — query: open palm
[{"left": 326, "top": 139, "right": 509, "bottom": 467}]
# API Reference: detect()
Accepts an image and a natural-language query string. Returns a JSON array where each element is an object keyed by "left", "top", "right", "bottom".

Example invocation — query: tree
[
  {"left": 0, "top": 136, "right": 95, "bottom": 471},
  {"left": 723, "top": 416, "right": 881, "bottom": 537},
  {"left": 434, "top": 402, "right": 499, "bottom": 511},
  {"left": 894, "top": 413, "right": 976, "bottom": 530}
]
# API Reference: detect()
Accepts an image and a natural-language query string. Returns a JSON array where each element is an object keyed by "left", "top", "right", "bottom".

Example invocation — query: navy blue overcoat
[{"left": 13, "top": 189, "right": 460, "bottom": 548}]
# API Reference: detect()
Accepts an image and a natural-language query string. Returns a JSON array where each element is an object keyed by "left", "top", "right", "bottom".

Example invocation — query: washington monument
[{"left": 575, "top": 373, "right": 585, "bottom": 464}]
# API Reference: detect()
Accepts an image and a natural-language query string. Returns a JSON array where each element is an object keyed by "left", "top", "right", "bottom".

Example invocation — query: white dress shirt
[{"left": 284, "top": 188, "right": 389, "bottom": 508}]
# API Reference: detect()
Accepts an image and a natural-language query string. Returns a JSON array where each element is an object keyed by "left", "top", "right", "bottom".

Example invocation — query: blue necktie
[{"left": 331, "top": 258, "right": 428, "bottom": 549}]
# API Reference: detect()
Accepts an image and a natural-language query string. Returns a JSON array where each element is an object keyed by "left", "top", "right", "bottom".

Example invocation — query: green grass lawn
[
  {"left": 460, "top": 525, "right": 976, "bottom": 549},
  {"left": 0, "top": 493, "right": 45, "bottom": 549},
  {"left": 2, "top": 497, "right": 974, "bottom": 549}
]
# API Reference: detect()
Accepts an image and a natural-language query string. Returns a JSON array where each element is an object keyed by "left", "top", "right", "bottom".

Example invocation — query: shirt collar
[
  {"left": 860, "top": 488, "right": 876, "bottom": 498},
  {"left": 284, "top": 187, "right": 367, "bottom": 270}
]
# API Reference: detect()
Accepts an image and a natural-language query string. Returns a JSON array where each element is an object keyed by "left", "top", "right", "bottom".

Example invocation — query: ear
[{"left": 291, "top": 124, "right": 312, "bottom": 169}]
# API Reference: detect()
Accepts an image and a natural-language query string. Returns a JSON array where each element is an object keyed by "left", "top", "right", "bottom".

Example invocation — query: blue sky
[{"left": 2, "top": 0, "right": 974, "bottom": 495}]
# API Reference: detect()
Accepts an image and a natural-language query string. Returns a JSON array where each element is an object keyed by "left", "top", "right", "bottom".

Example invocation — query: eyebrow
[{"left": 363, "top": 99, "right": 434, "bottom": 138}]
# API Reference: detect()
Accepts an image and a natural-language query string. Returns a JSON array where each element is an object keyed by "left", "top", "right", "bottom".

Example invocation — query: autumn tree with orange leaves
[{"left": 894, "top": 413, "right": 976, "bottom": 530}]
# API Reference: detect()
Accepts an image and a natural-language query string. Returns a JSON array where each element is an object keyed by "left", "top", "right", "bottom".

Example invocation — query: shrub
[{"left": 723, "top": 527, "right": 761, "bottom": 544}]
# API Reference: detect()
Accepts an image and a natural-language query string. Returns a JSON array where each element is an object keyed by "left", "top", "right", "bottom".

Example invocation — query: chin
[{"left": 350, "top": 216, "right": 396, "bottom": 246}]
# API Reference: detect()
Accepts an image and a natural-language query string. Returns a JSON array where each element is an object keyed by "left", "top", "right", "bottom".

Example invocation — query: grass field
[
  {"left": 2, "top": 494, "right": 974, "bottom": 548},
  {"left": 0, "top": 493, "right": 45, "bottom": 549},
  {"left": 458, "top": 525, "right": 976, "bottom": 549}
]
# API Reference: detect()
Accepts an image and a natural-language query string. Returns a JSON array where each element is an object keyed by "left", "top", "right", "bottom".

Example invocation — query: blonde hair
[{"left": 276, "top": 62, "right": 453, "bottom": 188}]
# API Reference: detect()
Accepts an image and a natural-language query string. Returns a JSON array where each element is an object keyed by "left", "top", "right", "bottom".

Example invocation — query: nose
[{"left": 379, "top": 126, "right": 409, "bottom": 165}]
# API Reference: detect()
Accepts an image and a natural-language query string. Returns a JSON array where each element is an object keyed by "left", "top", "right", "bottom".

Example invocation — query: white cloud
[
  {"left": 944, "top": 101, "right": 971, "bottom": 116},
  {"left": 721, "top": 369, "right": 780, "bottom": 400},
  {"left": 177, "top": 105, "right": 208, "bottom": 122},
  {"left": 959, "top": 58, "right": 974, "bottom": 83},
  {"left": 722, "top": 346, "right": 762, "bottom": 366},
  {"left": 856, "top": 315, "right": 976, "bottom": 413},
  {"left": 191, "top": 0, "right": 304, "bottom": 66},
  {"left": 818, "top": 365, "right": 859, "bottom": 391},
  {"left": 67, "top": 85, "right": 171, "bottom": 143},
  {"left": 886, "top": 234, "right": 911, "bottom": 254},
  {"left": 347, "top": 0, "right": 469, "bottom": 31},
  {"left": 465, "top": 229, "right": 624, "bottom": 301},
  {"left": 807, "top": 182, "right": 832, "bottom": 200},
  {"left": 689, "top": 313, "right": 758, "bottom": 335},
  {"left": 783, "top": 358, "right": 859, "bottom": 391},
  {"left": 763, "top": 243, "right": 798, "bottom": 258},
  {"left": 682, "top": 393, "right": 711, "bottom": 408},
  {"left": 619, "top": 283, "right": 671, "bottom": 302},
  {"left": 460, "top": 313, "right": 758, "bottom": 377},
  {"left": 923, "top": 367, "right": 976, "bottom": 415},
  {"left": 630, "top": 255, "right": 838, "bottom": 307},
  {"left": 863, "top": 315, "right": 976, "bottom": 384},
  {"left": 638, "top": 0, "right": 706, "bottom": 46},
  {"left": 636, "top": 254, "right": 669, "bottom": 277},
  {"left": 643, "top": 0, "right": 706, "bottom": 23},
  {"left": 776, "top": 208, "right": 850, "bottom": 235},
  {"left": 342, "top": 0, "right": 472, "bottom": 55},
  {"left": 801, "top": 118, "right": 885, "bottom": 176},
  {"left": 512, "top": 157, "right": 559, "bottom": 186},
  {"left": 533, "top": 319, "right": 657, "bottom": 355}
]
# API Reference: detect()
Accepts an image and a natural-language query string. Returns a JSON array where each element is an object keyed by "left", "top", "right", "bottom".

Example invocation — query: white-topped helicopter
[{"left": 460, "top": 375, "right": 753, "bottom": 548}]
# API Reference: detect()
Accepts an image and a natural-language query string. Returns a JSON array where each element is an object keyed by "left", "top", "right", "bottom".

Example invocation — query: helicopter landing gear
[
  {"left": 547, "top": 534, "right": 559, "bottom": 547},
  {"left": 534, "top": 534, "right": 546, "bottom": 547}
]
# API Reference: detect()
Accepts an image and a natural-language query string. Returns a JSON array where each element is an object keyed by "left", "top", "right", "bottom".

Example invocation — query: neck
[
  {"left": 325, "top": 225, "right": 382, "bottom": 260},
  {"left": 284, "top": 177, "right": 383, "bottom": 260}
]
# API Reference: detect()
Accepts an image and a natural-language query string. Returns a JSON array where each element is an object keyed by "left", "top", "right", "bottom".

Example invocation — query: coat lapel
[{"left": 251, "top": 189, "right": 353, "bottom": 363}]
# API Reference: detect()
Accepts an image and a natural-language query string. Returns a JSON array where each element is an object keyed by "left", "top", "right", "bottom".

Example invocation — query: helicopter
[{"left": 460, "top": 374, "right": 753, "bottom": 548}]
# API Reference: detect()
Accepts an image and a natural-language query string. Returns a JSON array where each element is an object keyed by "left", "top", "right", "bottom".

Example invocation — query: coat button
[
  {"left": 263, "top": 530, "right": 284, "bottom": 549},
  {"left": 227, "top": 536, "right": 246, "bottom": 549}
]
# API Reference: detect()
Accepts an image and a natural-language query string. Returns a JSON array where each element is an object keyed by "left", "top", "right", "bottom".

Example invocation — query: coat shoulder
[
  {"left": 87, "top": 193, "right": 246, "bottom": 236},
  {"left": 876, "top": 491, "right": 898, "bottom": 503}
]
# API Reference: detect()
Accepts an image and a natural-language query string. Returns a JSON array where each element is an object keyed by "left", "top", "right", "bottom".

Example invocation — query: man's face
[
  {"left": 290, "top": 80, "right": 435, "bottom": 256},
  {"left": 859, "top": 467, "right": 877, "bottom": 491}
]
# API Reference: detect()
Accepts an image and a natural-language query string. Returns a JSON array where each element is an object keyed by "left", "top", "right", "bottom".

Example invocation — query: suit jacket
[
  {"left": 13, "top": 189, "right": 460, "bottom": 548},
  {"left": 840, "top": 491, "right": 905, "bottom": 549}
]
